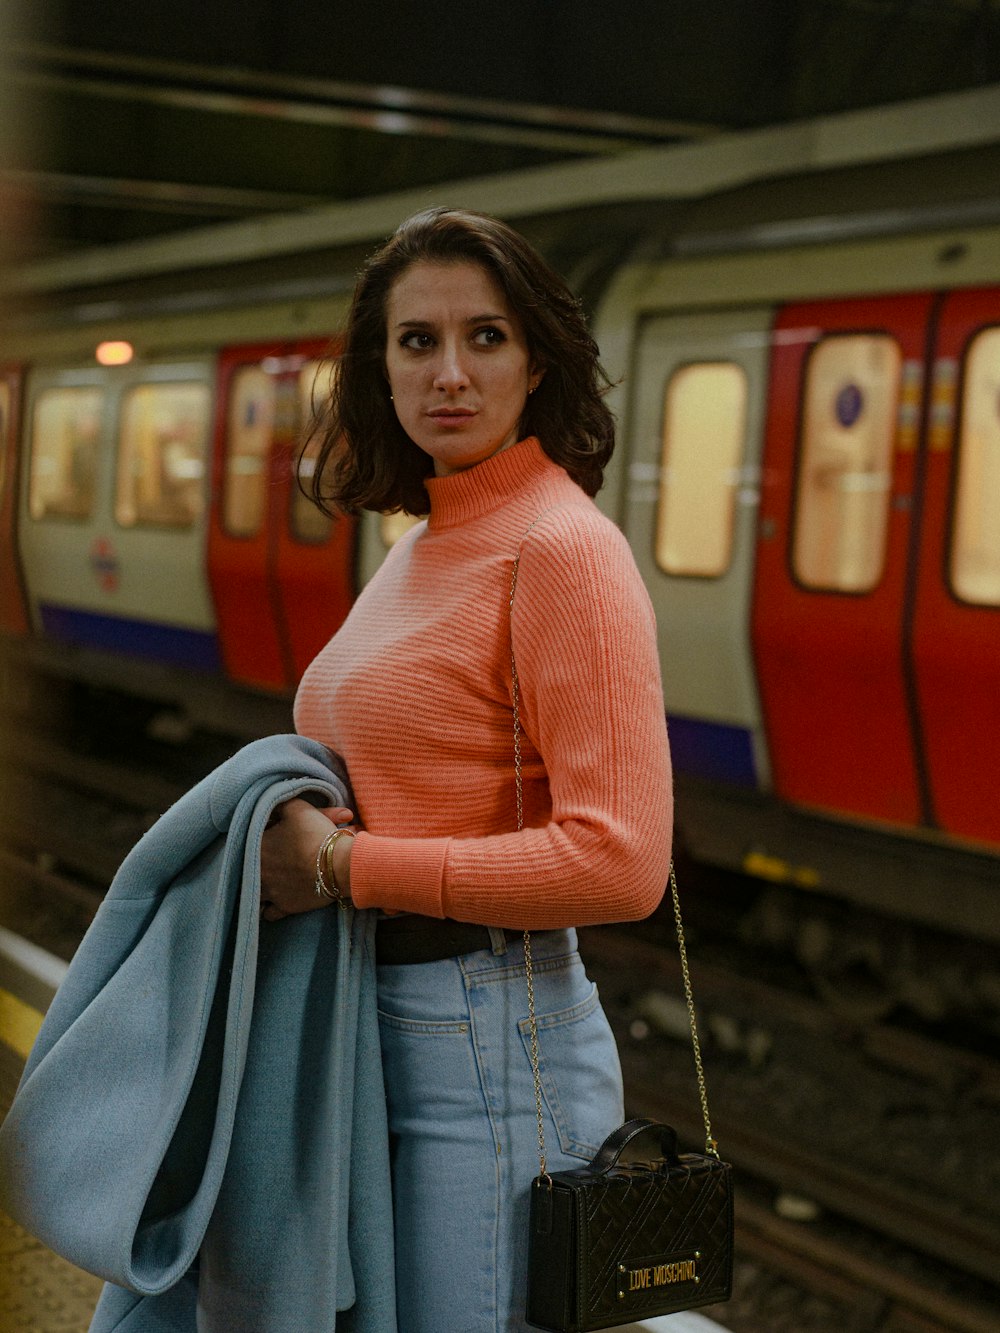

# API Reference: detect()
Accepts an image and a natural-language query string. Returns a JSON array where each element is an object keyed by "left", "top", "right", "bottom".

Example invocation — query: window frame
[
  {"left": 788, "top": 329, "right": 903, "bottom": 597},
  {"left": 221, "top": 362, "right": 278, "bottom": 540},
  {"left": 114, "top": 379, "right": 211, "bottom": 531},
  {"left": 28, "top": 384, "right": 106, "bottom": 523},
  {"left": 652, "top": 357, "right": 750, "bottom": 581},
  {"left": 289, "top": 359, "right": 335, "bottom": 546},
  {"left": 946, "top": 320, "right": 1000, "bottom": 609}
]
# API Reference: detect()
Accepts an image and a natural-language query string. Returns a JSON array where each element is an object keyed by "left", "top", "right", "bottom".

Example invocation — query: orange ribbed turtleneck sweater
[{"left": 294, "top": 436, "right": 672, "bottom": 929}]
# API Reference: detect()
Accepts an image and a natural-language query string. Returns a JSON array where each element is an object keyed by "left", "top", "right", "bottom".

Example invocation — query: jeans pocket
[
  {"left": 518, "top": 982, "right": 624, "bottom": 1161},
  {"left": 376, "top": 1009, "right": 470, "bottom": 1036}
]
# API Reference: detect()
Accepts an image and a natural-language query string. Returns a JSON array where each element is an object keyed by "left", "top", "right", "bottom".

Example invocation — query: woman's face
[{"left": 384, "top": 259, "right": 542, "bottom": 477}]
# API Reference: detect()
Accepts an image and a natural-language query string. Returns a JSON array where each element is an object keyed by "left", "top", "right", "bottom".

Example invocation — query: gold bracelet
[
  {"left": 315, "top": 831, "right": 338, "bottom": 901},
  {"left": 326, "top": 827, "right": 355, "bottom": 906},
  {"left": 316, "top": 827, "right": 355, "bottom": 908}
]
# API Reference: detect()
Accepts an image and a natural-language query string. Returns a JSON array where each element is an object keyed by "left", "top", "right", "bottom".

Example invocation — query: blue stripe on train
[
  {"left": 666, "top": 714, "right": 757, "bottom": 787},
  {"left": 39, "top": 604, "right": 222, "bottom": 672}
]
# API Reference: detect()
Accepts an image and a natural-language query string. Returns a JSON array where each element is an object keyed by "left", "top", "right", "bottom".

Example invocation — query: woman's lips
[{"left": 427, "top": 408, "right": 476, "bottom": 425}]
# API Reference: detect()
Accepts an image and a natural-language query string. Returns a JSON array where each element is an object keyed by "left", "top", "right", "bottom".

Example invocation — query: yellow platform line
[{"left": 0, "top": 986, "right": 43, "bottom": 1061}]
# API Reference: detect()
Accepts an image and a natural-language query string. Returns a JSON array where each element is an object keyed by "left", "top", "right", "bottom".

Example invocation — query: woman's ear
[{"left": 528, "top": 366, "right": 546, "bottom": 394}]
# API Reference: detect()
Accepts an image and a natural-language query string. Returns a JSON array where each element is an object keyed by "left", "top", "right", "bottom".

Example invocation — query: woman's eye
[
  {"left": 400, "top": 332, "right": 433, "bottom": 350},
  {"left": 474, "top": 326, "right": 506, "bottom": 346}
]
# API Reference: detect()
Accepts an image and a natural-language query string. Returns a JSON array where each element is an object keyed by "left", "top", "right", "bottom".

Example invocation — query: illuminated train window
[
  {"left": 655, "top": 362, "right": 748, "bottom": 577},
  {"left": 952, "top": 326, "right": 1000, "bottom": 606},
  {"left": 793, "top": 334, "right": 901, "bottom": 593},
  {"left": 29, "top": 386, "right": 104, "bottom": 520},
  {"left": 380, "top": 511, "right": 421, "bottom": 547},
  {"left": 0, "top": 380, "right": 9, "bottom": 500},
  {"left": 224, "top": 366, "right": 276, "bottom": 537},
  {"left": 293, "top": 361, "right": 334, "bottom": 543},
  {"left": 115, "top": 383, "right": 210, "bottom": 528}
]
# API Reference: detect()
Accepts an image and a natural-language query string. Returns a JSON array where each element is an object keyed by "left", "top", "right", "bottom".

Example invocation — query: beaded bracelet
[{"left": 315, "top": 828, "right": 355, "bottom": 908}]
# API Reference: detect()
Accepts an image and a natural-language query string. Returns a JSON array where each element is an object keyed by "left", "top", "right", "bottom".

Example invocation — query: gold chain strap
[
  {"left": 509, "top": 536, "right": 720, "bottom": 1178},
  {"left": 510, "top": 546, "right": 549, "bottom": 1181},
  {"left": 668, "top": 861, "right": 720, "bottom": 1158}
]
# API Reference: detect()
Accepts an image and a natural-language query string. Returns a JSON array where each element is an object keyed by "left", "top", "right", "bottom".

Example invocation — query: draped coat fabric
[{"left": 0, "top": 734, "right": 396, "bottom": 1332}]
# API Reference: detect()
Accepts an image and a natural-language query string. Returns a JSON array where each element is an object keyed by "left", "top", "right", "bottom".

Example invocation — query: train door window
[
  {"left": 0, "top": 381, "right": 9, "bottom": 500},
  {"left": 380, "top": 511, "right": 421, "bottom": 547},
  {"left": 951, "top": 325, "right": 1000, "bottom": 605},
  {"left": 655, "top": 361, "right": 747, "bottom": 577},
  {"left": 29, "top": 386, "right": 103, "bottom": 520},
  {"left": 224, "top": 365, "right": 276, "bottom": 537},
  {"left": 792, "top": 334, "right": 901, "bottom": 593},
  {"left": 292, "top": 360, "right": 335, "bottom": 543},
  {"left": 115, "top": 382, "right": 210, "bottom": 528}
]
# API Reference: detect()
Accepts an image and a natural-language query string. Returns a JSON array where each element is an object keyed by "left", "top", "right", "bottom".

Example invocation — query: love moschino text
[{"left": 619, "top": 1256, "right": 699, "bottom": 1296}]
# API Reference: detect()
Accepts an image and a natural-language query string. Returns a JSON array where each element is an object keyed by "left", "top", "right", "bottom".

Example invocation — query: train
[{"left": 2, "top": 85, "right": 999, "bottom": 1026}]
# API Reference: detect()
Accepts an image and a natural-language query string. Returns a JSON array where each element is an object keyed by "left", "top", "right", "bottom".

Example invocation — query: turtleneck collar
[{"left": 424, "top": 437, "right": 556, "bottom": 530}]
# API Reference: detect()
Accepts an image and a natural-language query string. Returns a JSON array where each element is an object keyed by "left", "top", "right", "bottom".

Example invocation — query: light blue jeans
[{"left": 375, "top": 927, "right": 624, "bottom": 1333}]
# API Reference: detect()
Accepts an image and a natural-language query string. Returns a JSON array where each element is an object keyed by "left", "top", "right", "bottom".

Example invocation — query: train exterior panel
[
  {"left": 208, "top": 339, "right": 356, "bottom": 692},
  {"left": 2, "top": 130, "right": 1000, "bottom": 950},
  {"left": 751, "top": 291, "right": 933, "bottom": 828},
  {"left": 587, "top": 226, "right": 1000, "bottom": 942},
  {"left": 620, "top": 306, "right": 774, "bottom": 791},
  {"left": 912, "top": 286, "right": 1000, "bottom": 846},
  {"left": 18, "top": 358, "right": 220, "bottom": 671}
]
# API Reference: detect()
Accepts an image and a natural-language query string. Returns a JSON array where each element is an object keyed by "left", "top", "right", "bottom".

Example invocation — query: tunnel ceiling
[{"left": 2, "top": 0, "right": 1000, "bottom": 264}]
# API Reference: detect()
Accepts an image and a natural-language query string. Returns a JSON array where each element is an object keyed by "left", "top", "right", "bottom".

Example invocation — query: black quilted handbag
[
  {"left": 509, "top": 532, "right": 735, "bottom": 1331},
  {"left": 524, "top": 1117, "right": 733, "bottom": 1331}
]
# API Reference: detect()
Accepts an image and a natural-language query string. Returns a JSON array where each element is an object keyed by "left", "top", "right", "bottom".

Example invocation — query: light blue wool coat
[{"left": 0, "top": 734, "right": 396, "bottom": 1332}]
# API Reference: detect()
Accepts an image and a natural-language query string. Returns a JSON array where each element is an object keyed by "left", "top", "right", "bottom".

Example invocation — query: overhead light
[{"left": 96, "top": 340, "right": 134, "bottom": 366}]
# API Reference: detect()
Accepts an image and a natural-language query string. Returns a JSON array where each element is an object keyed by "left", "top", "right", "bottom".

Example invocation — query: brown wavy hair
[{"left": 306, "top": 207, "right": 616, "bottom": 516}]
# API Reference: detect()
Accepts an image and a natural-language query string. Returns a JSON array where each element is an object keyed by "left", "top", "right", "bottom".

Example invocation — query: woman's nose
[{"left": 433, "top": 345, "right": 469, "bottom": 391}]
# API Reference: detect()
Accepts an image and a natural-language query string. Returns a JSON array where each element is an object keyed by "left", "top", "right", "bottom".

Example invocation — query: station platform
[
  {"left": 1, "top": 927, "right": 729, "bottom": 1333},
  {"left": 1, "top": 929, "right": 105, "bottom": 1330}
]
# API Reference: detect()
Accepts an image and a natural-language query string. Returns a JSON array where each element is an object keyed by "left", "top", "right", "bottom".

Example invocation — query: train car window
[
  {"left": 29, "top": 386, "right": 103, "bottom": 520},
  {"left": 792, "top": 334, "right": 900, "bottom": 593},
  {"left": 380, "top": 512, "right": 421, "bottom": 547},
  {"left": 0, "top": 381, "right": 9, "bottom": 500},
  {"left": 115, "top": 382, "right": 210, "bottom": 528},
  {"left": 292, "top": 360, "right": 335, "bottom": 543},
  {"left": 224, "top": 365, "right": 276, "bottom": 537},
  {"left": 655, "top": 361, "right": 747, "bottom": 577},
  {"left": 951, "top": 325, "right": 1000, "bottom": 606}
]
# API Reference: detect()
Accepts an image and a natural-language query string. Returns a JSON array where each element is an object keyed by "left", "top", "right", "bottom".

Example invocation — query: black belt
[{"left": 375, "top": 915, "right": 546, "bottom": 965}]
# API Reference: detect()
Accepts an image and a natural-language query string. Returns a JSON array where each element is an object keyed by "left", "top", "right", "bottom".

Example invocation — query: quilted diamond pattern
[
  {"left": 526, "top": 1136, "right": 734, "bottom": 1332},
  {"left": 576, "top": 1155, "right": 733, "bottom": 1326}
]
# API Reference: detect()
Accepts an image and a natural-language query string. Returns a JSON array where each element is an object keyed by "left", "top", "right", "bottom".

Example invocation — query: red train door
[
  {"left": 272, "top": 354, "right": 356, "bottom": 682},
  {"left": 912, "top": 287, "right": 1000, "bottom": 846},
  {"left": 752, "top": 294, "right": 933, "bottom": 826},
  {"left": 208, "top": 342, "right": 356, "bottom": 692},
  {"left": 0, "top": 364, "right": 29, "bottom": 636}
]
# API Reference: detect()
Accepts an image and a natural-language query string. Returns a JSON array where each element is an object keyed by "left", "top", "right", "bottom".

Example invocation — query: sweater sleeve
[{"left": 348, "top": 506, "right": 673, "bottom": 928}]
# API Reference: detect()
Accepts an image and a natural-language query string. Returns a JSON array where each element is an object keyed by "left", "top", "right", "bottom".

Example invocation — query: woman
[{"left": 260, "top": 207, "right": 672, "bottom": 1332}]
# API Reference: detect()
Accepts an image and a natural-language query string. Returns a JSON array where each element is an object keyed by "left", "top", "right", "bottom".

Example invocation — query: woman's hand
[{"left": 259, "top": 797, "right": 355, "bottom": 922}]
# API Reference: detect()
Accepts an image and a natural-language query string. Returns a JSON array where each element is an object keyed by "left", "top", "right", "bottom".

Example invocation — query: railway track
[
  {"left": 731, "top": 1189, "right": 999, "bottom": 1333},
  {"left": 0, "top": 711, "right": 210, "bottom": 954},
  {"left": 580, "top": 925, "right": 1000, "bottom": 1332},
  {"left": 2, "top": 712, "right": 999, "bottom": 1332},
  {"left": 0, "top": 711, "right": 229, "bottom": 887}
]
